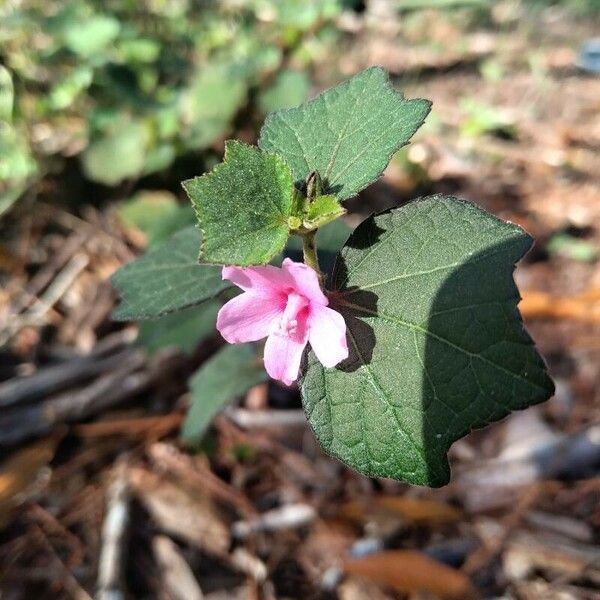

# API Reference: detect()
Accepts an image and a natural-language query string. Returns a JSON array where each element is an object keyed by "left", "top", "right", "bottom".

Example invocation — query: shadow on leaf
[{"left": 302, "top": 202, "right": 554, "bottom": 486}]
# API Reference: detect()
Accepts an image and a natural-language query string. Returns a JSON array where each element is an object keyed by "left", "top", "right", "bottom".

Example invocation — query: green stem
[{"left": 302, "top": 230, "right": 323, "bottom": 282}]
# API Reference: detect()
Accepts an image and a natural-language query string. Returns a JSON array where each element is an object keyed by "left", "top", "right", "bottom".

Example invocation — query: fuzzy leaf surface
[
  {"left": 259, "top": 67, "right": 431, "bottom": 201},
  {"left": 183, "top": 141, "right": 295, "bottom": 266},
  {"left": 302, "top": 196, "right": 554, "bottom": 486},
  {"left": 111, "top": 227, "right": 229, "bottom": 320}
]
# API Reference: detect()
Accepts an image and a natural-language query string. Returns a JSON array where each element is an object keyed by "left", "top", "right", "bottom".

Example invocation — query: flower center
[{"left": 274, "top": 292, "right": 308, "bottom": 338}]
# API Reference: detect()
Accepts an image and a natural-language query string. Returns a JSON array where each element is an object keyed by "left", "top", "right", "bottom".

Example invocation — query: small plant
[{"left": 112, "top": 67, "right": 554, "bottom": 486}]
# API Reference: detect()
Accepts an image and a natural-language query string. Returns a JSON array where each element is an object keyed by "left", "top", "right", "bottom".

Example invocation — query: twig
[
  {"left": 0, "top": 350, "right": 148, "bottom": 445},
  {"left": 152, "top": 535, "right": 204, "bottom": 600},
  {"left": 232, "top": 503, "right": 316, "bottom": 539},
  {"left": 29, "top": 521, "right": 92, "bottom": 600},
  {"left": 224, "top": 408, "right": 306, "bottom": 429},
  {"left": 456, "top": 424, "right": 600, "bottom": 501},
  {"left": 28, "top": 253, "right": 90, "bottom": 317},
  {"left": 1, "top": 253, "right": 89, "bottom": 345},
  {"left": 0, "top": 347, "right": 138, "bottom": 408},
  {"left": 11, "top": 233, "right": 87, "bottom": 315},
  {"left": 462, "top": 482, "right": 551, "bottom": 575},
  {"left": 96, "top": 461, "right": 130, "bottom": 600},
  {"left": 73, "top": 413, "right": 184, "bottom": 439}
]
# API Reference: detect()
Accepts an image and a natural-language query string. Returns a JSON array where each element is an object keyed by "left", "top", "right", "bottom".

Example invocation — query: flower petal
[
  {"left": 217, "top": 292, "right": 283, "bottom": 343},
  {"left": 282, "top": 258, "right": 328, "bottom": 306},
  {"left": 308, "top": 304, "right": 348, "bottom": 368},
  {"left": 222, "top": 265, "right": 293, "bottom": 296},
  {"left": 264, "top": 329, "right": 308, "bottom": 386}
]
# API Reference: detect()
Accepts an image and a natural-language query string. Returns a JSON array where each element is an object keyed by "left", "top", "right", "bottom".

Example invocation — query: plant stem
[{"left": 302, "top": 230, "right": 323, "bottom": 281}]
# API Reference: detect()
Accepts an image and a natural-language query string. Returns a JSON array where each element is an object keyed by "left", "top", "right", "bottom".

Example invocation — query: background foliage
[{"left": 0, "top": 0, "right": 355, "bottom": 208}]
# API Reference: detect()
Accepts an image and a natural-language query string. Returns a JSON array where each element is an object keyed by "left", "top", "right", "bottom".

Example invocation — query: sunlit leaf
[
  {"left": 302, "top": 196, "right": 554, "bottom": 486},
  {"left": 183, "top": 141, "right": 295, "bottom": 266},
  {"left": 259, "top": 67, "right": 431, "bottom": 200}
]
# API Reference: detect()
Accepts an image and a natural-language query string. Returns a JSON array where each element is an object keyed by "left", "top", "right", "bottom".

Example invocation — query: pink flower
[{"left": 216, "top": 258, "right": 348, "bottom": 386}]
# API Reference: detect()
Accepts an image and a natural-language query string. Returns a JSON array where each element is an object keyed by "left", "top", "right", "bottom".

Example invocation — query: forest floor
[{"left": 0, "top": 5, "right": 599, "bottom": 600}]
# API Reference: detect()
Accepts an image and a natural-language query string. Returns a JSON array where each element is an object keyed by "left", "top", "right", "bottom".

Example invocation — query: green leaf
[
  {"left": 182, "top": 344, "right": 267, "bottom": 444},
  {"left": 459, "top": 98, "right": 516, "bottom": 139},
  {"left": 546, "top": 233, "right": 599, "bottom": 263},
  {"left": 111, "top": 227, "right": 230, "bottom": 320},
  {"left": 0, "top": 122, "right": 37, "bottom": 217},
  {"left": 48, "top": 66, "right": 93, "bottom": 110},
  {"left": 258, "top": 70, "right": 310, "bottom": 114},
  {"left": 397, "top": 0, "right": 487, "bottom": 9},
  {"left": 142, "top": 144, "right": 177, "bottom": 176},
  {"left": 0, "top": 66, "right": 14, "bottom": 122},
  {"left": 181, "top": 63, "right": 247, "bottom": 150},
  {"left": 304, "top": 195, "right": 345, "bottom": 229},
  {"left": 64, "top": 14, "right": 120, "bottom": 57},
  {"left": 302, "top": 196, "right": 554, "bottom": 486},
  {"left": 118, "top": 191, "right": 195, "bottom": 247},
  {"left": 0, "top": 123, "right": 37, "bottom": 183},
  {"left": 82, "top": 122, "right": 148, "bottom": 185},
  {"left": 118, "top": 38, "right": 161, "bottom": 63},
  {"left": 259, "top": 67, "right": 431, "bottom": 201},
  {"left": 137, "top": 301, "right": 220, "bottom": 355},
  {"left": 183, "top": 141, "right": 295, "bottom": 266}
]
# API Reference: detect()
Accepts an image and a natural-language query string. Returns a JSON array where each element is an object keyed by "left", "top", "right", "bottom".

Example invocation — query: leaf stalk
[{"left": 302, "top": 229, "right": 323, "bottom": 282}]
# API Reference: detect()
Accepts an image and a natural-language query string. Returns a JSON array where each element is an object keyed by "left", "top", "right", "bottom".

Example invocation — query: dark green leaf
[
  {"left": 137, "top": 301, "right": 220, "bottom": 355},
  {"left": 182, "top": 344, "right": 267, "bottom": 444},
  {"left": 302, "top": 196, "right": 554, "bottom": 486},
  {"left": 183, "top": 141, "right": 295, "bottom": 266},
  {"left": 111, "top": 227, "right": 230, "bottom": 320},
  {"left": 259, "top": 67, "right": 431, "bottom": 200}
]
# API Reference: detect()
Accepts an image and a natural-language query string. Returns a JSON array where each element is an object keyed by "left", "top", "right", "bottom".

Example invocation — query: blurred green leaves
[
  {"left": 82, "top": 121, "right": 149, "bottom": 185},
  {"left": 459, "top": 98, "right": 516, "bottom": 139},
  {"left": 546, "top": 233, "right": 599, "bottom": 262},
  {"left": 181, "top": 63, "right": 248, "bottom": 151},
  {"left": 0, "top": 66, "right": 14, "bottom": 122},
  {"left": 258, "top": 70, "right": 310, "bottom": 114},
  {"left": 118, "top": 191, "right": 195, "bottom": 247},
  {"left": 63, "top": 14, "right": 120, "bottom": 58},
  {"left": 0, "top": 0, "right": 350, "bottom": 204},
  {"left": 0, "top": 66, "right": 36, "bottom": 216}
]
